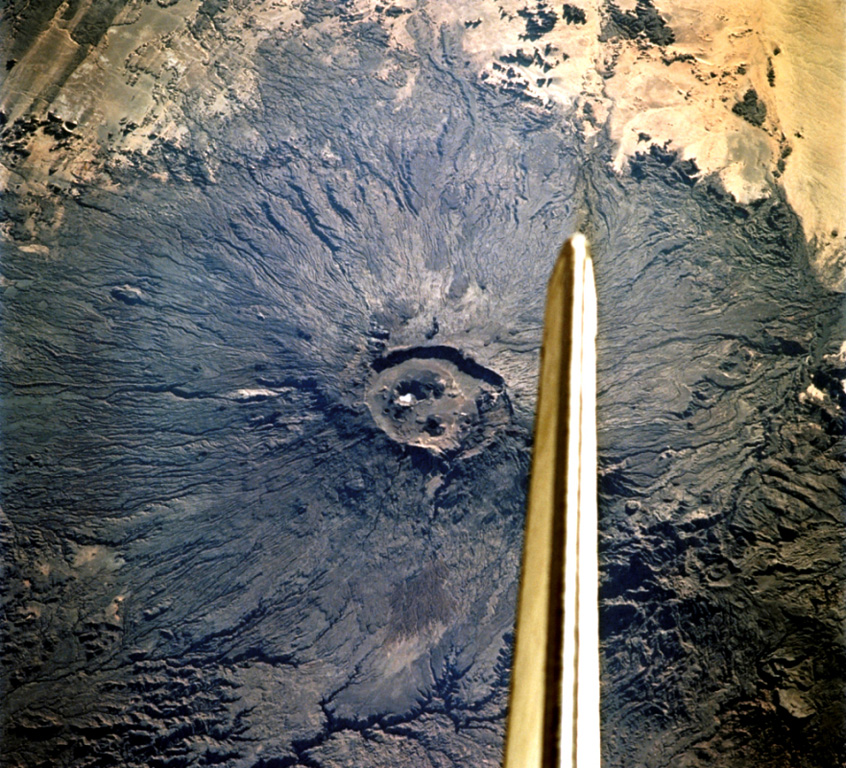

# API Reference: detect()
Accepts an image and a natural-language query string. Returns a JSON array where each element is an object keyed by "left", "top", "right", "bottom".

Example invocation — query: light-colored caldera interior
[{"left": 366, "top": 353, "right": 510, "bottom": 455}]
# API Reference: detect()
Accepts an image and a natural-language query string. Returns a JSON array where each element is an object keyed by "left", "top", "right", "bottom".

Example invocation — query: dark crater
[{"left": 367, "top": 346, "right": 511, "bottom": 455}]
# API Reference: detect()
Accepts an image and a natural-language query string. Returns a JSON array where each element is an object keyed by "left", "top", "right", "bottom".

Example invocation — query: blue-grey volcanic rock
[{"left": 1, "top": 1, "right": 843, "bottom": 767}]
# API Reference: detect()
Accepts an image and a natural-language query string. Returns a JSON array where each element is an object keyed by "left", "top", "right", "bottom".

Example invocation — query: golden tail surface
[{"left": 503, "top": 234, "right": 599, "bottom": 768}]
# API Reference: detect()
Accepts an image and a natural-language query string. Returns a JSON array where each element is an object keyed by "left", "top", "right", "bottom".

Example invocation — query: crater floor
[{"left": 366, "top": 347, "right": 511, "bottom": 455}]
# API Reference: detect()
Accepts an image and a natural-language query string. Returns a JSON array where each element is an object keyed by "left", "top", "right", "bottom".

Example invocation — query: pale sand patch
[
  {"left": 760, "top": 0, "right": 846, "bottom": 289},
  {"left": 824, "top": 340, "right": 846, "bottom": 366},
  {"left": 106, "top": 595, "right": 125, "bottom": 623},
  {"left": 800, "top": 383, "right": 827, "bottom": 404},
  {"left": 18, "top": 243, "right": 51, "bottom": 257},
  {"left": 232, "top": 387, "right": 280, "bottom": 400},
  {"left": 72, "top": 544, "right": 125, "bottom": 571},
  {"left": 607, "top": 2, "right": 779, "bottom": 195},
  {"left": 651, "top": 0, "right": 845, "bottom": 288},
  {"left": 605, "top": 43, "right": 776, "bottom": 204},
  {"left": 428, "top": 0, "right": 606, "bottom": 112},
  {"left": 22, "top": 603, "right": 44, "bottom": 620}
]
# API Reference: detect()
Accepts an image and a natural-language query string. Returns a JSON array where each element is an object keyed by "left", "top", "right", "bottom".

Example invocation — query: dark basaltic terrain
[
  {"left": 1, "top": 2, "right": 844, "bottom": 767},
  {"left": 588, "top": 147, "right": 845, "bottom": 766}
]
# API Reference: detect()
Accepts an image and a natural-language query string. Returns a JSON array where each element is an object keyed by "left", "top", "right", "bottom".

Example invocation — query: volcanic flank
[{"left": 1, "top": 1, "right": 843, "bottom": 767}]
